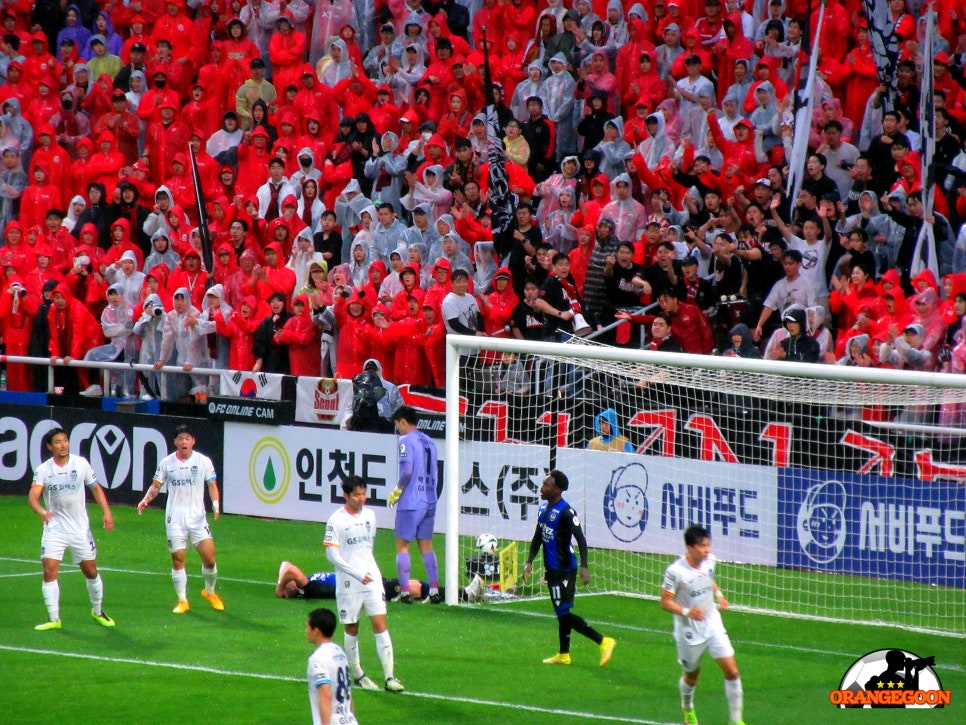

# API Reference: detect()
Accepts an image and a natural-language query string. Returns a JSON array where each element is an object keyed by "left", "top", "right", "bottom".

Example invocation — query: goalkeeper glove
[{"left": 388, "top": 486, "right": 403, "bottom": 509}]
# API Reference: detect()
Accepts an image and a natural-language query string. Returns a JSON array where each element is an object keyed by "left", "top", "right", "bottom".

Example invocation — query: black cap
[
  {"left": 131, "top": 42, "right": 147, "bottom": 53},
  {"left": 685, "top": 54, "right": 702, "bottom": 65},
  {"left": 250, "top": 58, "right": 265, "bottom": 69}
]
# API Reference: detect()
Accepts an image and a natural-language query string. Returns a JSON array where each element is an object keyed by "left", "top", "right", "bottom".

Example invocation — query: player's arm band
[
  {"left": 716, "top": 589, "right": 725, "bottom": 598},
  {"left": 681, "top": 607, "right": 691, "bottom": 617},
  {"left": 212, "top": 500, "right": 220, "bottom": 514}
]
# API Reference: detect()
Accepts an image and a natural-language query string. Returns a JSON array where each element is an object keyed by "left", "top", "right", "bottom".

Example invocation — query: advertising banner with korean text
[
  {"left": 221, "top": 425, "right": 550, "bottom": 535},
  {"left": 556, "top": 449, "right": 779, "bottom": 565},
  {"left": 778, "top": 469, "right": 965, "bottom": 588}
]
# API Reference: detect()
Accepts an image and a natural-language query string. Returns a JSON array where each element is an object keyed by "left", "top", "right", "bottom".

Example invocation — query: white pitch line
[
  {"left": 0, "top": 557, "right": 270, "bottom": 586},
  {"left": 0, "top": 572, "right": 43, "bottom": 579},
  {"left": 3, "top": 557, "right": 963, "bottom": 673},
  {"left": 0, "top": 644, "right": 676, "bottom": 725}
]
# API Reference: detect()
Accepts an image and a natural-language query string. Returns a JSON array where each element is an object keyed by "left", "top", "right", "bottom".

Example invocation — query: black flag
[
  {"left": 188, "top": 143, "right": 214, "bottom": 277},
  {"left": 861, "top": 0, "right": 901, "bottom": 112},
  {"left": 481, "top": 27, "right": 516, "bottom": 260}
]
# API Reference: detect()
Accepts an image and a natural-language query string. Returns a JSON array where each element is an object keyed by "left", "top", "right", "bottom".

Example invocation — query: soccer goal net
[{"left": 441, "top": 334, "right": 966, "bottom": 638}]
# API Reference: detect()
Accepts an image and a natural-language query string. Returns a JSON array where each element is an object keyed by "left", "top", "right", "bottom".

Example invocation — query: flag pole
[{"left": 188, "top": 143, "right": 214, "bottom": 280}]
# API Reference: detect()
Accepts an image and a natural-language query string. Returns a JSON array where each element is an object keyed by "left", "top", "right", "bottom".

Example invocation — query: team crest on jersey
[
  {"left": 191, "top": 466, "right": 198, "bottom": 475},
  {"left": 365, "top": 521, "right": 371, "bottom": 533},
  {"left": 69, "top": 471, "right": 78, "bottom": 479},
  {"left": 549, "top": 511, "right": 558, "bottom": 522}
]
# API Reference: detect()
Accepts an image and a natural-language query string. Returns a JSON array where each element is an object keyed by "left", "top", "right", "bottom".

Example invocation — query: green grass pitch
[{"left": 1, "top": 495, "right": 963, "bottom": 725}]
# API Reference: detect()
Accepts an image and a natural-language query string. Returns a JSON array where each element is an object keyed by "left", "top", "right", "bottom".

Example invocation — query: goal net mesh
[{"left": 446, "top": 336, "right": 966, "bottom": 637}]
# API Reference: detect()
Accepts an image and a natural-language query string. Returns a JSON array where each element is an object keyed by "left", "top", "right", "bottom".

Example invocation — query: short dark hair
[
  {"left": 546, "top": 469, "right": 570, "bottom": 491},
  {"left": 268, "top": 291, "right": 286, "bottom": 304},
  {"left": 174, "top": 424, "right": 194, "bottom": 438},
  {"left": 684, "top": 525, "right": 710, "bottom": 546},
  {"left": 824, "top": 120, "right": 843, "bottom": 133},
  {"left": 376, "top": 202, "right": 395, "bottom": 214},
  {"left": 450, "top": 268, "right": 470, "bottom": 282},
  {"left": 392, "top": 405, "right": 419, "bottom": 426},
  {"left": 783, "top": 249, "right": 803, "bottom": 264},
  {"left": 341, "top": 475, "right": 367, "bottom": 496},
  {"left": 652, "top": 312, "right": 673, "bottom": 326},
  {"left": 307, "top": 607, "right": 337, "bottom": 637},
  {"left": 43, "top": 427, "right": 68, "bottom": 449}
]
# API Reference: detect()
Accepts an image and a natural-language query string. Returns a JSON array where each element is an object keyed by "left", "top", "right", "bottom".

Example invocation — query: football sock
[
  {"left": 375, "top": 630, "right": 395, "bottom": 680},
  {"left": 344, "top": 634, "right": 363, "bottom": 679},
  {"left": 202, "top": 564, "right": 217, "bottom": 595},
  {"left": 422, "top": 551, "right": 438, "bottom": 590},
  {"left": 42, "top": 580, "right": 60, "bottom": 622},
  {"left": 396, "top": 553, "right": 411, "bottom": 591},
  {"left": 568, "top": 612, "right": 603, "bottom": 644},
  {"left": 725, "top": 677, "right": 743, "bottom": 721},
  {"left": 172, "top": 568, "right": 187, "bottom": 601},
  {"left": 680, "top": 677, "right": 696, "bottom": 709},
  {"left": 557, "top": 615, "right": 572, "bottom": 654},
  {"left": 86, "top": 574, "right": 104, "bottom": 615}
]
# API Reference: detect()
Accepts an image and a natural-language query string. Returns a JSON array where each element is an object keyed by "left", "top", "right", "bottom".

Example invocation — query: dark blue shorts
[{"left": 546, "top": 569, "right": 577, "bottom": 616}]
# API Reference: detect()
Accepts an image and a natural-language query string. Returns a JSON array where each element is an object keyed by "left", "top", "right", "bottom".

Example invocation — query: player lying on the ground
[{"left": 275, "top": 561, "right": 485, "bottom": 603}]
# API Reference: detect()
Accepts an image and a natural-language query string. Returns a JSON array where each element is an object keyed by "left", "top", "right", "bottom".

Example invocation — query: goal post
[{"left": 442, "top": 333, "right": 966, "bottom": 637}]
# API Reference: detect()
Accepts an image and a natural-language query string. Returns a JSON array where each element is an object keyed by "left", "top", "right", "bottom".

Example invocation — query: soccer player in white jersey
[
  {"left": 324, "top": 475, "right": 404, "bottom": 693},
  {"left": 388, "top": 405, "right": 440, "bottom": 604},
  {"left": 660, "top": 525, "right": 745, "bottom": 725},
  {"left": 306, "top": 607, "right": 358, "bottom": 725},
  {"left": 138, "top": 424, "right": 224, "bottom": 613},
  {"left": 29, "top": 428, "right": 116, "bottom": 631}
]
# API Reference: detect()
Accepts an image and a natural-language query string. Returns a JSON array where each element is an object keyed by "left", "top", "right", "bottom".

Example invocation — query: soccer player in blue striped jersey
[
  {"left": 388, "top": 406, "right": 441, "bottom": 603},
  {"left": 523, "top": 470, "right": 616, "bottom": 666}
]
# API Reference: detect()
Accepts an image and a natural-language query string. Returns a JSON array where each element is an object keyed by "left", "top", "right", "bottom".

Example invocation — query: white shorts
[
  {"left": 336, "top": 583, "right": 386, "bottom": 625},
  {"left": 41, "top": 526, "right": 96, "bottom": 563},
  {"left": 166, "top": 514, "right": 212, "bottom": 553},
  {"left": 676, "top": 631, "right": 735, "bottom": 673}
]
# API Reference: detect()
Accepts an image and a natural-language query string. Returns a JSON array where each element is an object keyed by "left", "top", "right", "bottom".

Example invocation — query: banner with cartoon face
[
  {"left": 779, "top": 470, "right": 965, "bottom": 588},
  {"left": 556, "top": 449, "right": 779, "bottom": 565}
]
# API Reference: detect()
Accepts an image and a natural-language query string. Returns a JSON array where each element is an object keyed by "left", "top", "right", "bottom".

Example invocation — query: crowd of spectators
[{"left": 0, "top": 0, "right": 964, "bottom": 409}]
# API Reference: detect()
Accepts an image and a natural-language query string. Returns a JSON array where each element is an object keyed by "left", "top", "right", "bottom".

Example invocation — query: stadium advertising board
[
  {"left": 778, "top": 469, "right": 966, "bottom": 588},
  {"left": 207, "top": 396, "right": 295, "bottom": 424},
  {"left": 222, "top": 425, "right": 549, "bottom": 531},
  {"left": 556, "top": 449, "right": 779, "bottom": 565},
  {"left": 407, "top": 392, "right": 966, "bottom": 481},
  {"left": 224, "top": 424, "right": 401, "bottom": 524},
  {"left": 0, "top": 404, "right": 224, "bottom": 506}
]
